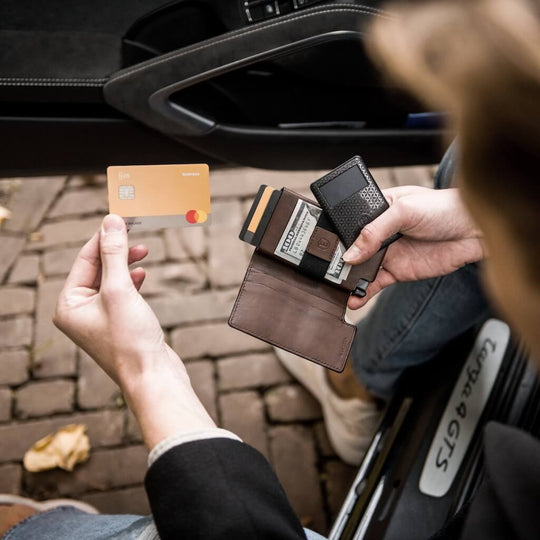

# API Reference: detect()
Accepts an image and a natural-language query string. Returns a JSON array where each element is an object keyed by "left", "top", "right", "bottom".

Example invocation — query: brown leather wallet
[{"left": 229, "top": 188, "right": 385, "bottom": 372}]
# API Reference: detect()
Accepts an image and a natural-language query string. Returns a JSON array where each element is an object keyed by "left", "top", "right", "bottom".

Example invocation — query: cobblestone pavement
[{"left": 0, "top": 165, "right": 433, "bottom": 535}]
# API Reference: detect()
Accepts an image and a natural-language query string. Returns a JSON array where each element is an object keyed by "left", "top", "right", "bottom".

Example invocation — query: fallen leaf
[
  {"left": 23, "top": 424, "right": 90, "bottom": 472},
  {"left": 0, "top": 205, "right": 11, "bottom": 225}
]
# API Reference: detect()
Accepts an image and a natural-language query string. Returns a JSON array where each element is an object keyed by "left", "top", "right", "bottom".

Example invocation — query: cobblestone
[
  {"left": 124, "top": 409, "right": 143, "bottom": 443},
  {"left": 130, "top": 235, "right": 166, "bottom": 264},
  {"left": 0, "top": 316, "right": 33, "bottom": 348},
  {"left": 0, "top": 463, "right": 22, "bottom": 494},
  {"left": 217, "top": 352, "right": 291, "bottom": 391},
  {"left": 42, "top": 247, "right": 79, "bottom": 276},
  {"left": 139, "top": 262, "right": 206, "bottom": 296},
  {"left": 314, "top": 422, "right": 335, "bottom": 458},
  {"left": 164, "top": 226, "right": 206, "bottom": 260},
  {"left": 393, "top": 165, "right": 434, "bottom": 188},
  {"left": 0, "top": 235, "right": 26, "bottom": 283},
  {"left": 209, "top": 200, "right": 244, "bottom": 228},
  {"left": 265, "top": 384, "right": 322, "bottom": 422},
  {"left": 0, "top": 410, "right": 124, "bottom": 462},
  {"left": 15, "top": 379, "right": 74, "bottom": 419},
  {"left": 370, "top": 167, "right": 396, "bottom": 188},
  {"left": 0, "top": 387, "right": 11, "bottom": 421},
  {"left": 29, "top": 216, "right": 102, "bottom": 249},
  {"left": 0, "top": 287, "right": 35, "bottom": 316},
  {"left": 33, "top": 278, "right": 76, "bottom": 377},
  {"left": 148, "top": 289, "right": 236, "bottom": 328},
  {"left": 171, "top": 322, "right": 269, "bottom": 359},
  {"left": 2, "top": 177, "right": 65, "bottom": 233},
  {"left": 219, "top": 391, "right": 268, "bottom": 458},
  {"left": 8, "top": 254, "right": 40, "bottom": 285},
  {"left": 210, "top": 168, "right": 326, "bottom": 198},
  {"left": 269, "top": 425, "right": 325, "bottom": 532},
  {"left": 48, "top": 188, "right": 108, "bottom": 218},
  {"left": 208, "top": 229, "right": 248, "bottom": 287},
  {"left": 0, "top": 350, "right": 30, "bottom": 385},
  {"left": 324, "top": 461, "right": 357, "bottom": 521},
  {"left": 24, "top": 445, "right": 147, "bottom": 498},
  {"left": 67, "top": 174, "right": 106, "bottom": 188}
]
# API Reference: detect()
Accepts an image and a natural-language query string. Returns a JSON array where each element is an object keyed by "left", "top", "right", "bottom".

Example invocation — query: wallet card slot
[
  {"left": 247, "top": 267, "right": 344, "bottom": 319},
  {"left": 229, "top": 267, "right": 355, "bottom": 372}
]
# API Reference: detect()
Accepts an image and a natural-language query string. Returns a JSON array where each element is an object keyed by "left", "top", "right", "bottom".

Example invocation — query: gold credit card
[
  {"left": 107, "top": 163, "right": 211, "bottom": 231},
  {"left": 239, "top": 185, "right": 281, "bottom": 246}
]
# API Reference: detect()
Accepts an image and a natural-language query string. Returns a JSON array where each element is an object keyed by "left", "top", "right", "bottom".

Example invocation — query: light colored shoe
[
  {"left": 0, "top": 494, "right": 99, "bottom": 514},
  {"left": 275, "top": 348, "right": 382, "bottom": 466}
]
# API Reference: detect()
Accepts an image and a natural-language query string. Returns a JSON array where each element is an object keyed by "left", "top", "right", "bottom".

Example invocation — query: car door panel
[{"left": 0, "top": 1, "right": 445, "bottom": 175}]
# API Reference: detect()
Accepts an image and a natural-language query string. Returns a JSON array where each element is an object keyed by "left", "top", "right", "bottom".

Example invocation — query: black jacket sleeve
[{"left": 145, "top": 438, "right": 307, "bottom": 539}]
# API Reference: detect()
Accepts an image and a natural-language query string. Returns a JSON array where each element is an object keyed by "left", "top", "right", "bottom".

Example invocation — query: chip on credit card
[
  {"left": 107, "top": 164, "right": 211, "bottom": 231},
  {"left": 239, "top": 185, "right": 281, "bottom": 246}
]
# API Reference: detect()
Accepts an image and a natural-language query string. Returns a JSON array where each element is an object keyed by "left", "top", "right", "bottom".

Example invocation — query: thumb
[
  {"left": 343, "top": 205, "right": 403, "bottom": 263},
  {"left": 100, "top": 214, "right": 133, "bottom": 292}
]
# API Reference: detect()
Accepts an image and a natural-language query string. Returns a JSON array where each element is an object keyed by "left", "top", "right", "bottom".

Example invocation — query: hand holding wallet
[{"left": 228, "top": 157, "right": 394, "bottom": 372}]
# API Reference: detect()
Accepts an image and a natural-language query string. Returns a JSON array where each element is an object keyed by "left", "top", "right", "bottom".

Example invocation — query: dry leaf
[
  {"left": 23, "top": 424, "right": 90, "bottom": 472},
  {"left": 0, "top": 205, "right": 11, "bottom": 225}
]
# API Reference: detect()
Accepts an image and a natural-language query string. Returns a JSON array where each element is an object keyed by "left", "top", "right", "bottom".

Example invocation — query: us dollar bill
[{"left": 274, "top": 199, "right": 351, "bottom": 284}]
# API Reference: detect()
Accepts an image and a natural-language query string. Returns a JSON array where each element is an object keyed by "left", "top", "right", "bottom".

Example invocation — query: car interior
[{"left": 0, "top": 0, "right": 445, "bottom": 176}]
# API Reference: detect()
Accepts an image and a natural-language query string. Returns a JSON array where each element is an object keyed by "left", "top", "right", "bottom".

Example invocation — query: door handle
[{"left": 104, "top": 4, "right": 392, "bottom": 138}]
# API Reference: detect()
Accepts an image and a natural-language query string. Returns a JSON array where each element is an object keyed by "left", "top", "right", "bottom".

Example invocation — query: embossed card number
[{"left": 419, "top": 319, "right": 510, "bottom": 497}]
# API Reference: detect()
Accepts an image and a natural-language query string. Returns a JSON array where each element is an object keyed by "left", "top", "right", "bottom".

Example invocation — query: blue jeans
[
  {"left": 3, "top": 506, "right": 325, "bottom": 539},
  {"left": 351, "top": 142, "right": 490, "bottom": 398},
  {"left": 351, "top": 263, "right": 490, "bottom": 399},
  {"left": 2, "top": 507, "right": 154, "bottom": 540}
]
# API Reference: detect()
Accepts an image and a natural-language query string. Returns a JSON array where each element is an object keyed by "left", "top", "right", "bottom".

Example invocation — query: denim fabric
[
  {"left": 350, "top": 142, "right": 490, "bottom": 399},
  {"left": 350, "top": 263, "right": 490, "bottom": 399},
  {"left": 3, "top": 506, "right": 326, "bottom": 540},
  {"left": 3, "top": 506, "right": 154, "bottom": 540}
]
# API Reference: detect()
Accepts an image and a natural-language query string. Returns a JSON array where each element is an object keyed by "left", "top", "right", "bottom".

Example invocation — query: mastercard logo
[{"left": 185, "top": 209, "right": 208, "bottom": 224}]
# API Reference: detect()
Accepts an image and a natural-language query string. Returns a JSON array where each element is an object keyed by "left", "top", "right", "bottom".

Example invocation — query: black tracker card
[{"left": 310, "top": 155, "right": 401, "bottom": 249}]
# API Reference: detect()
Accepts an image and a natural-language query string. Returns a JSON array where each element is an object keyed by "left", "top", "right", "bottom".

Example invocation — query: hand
[
  {"left": 54, "top": 214, "right": 169, "bottom": 384},
  {"left": 54, "top": 214, "right": 215, "bottom": 448},
  {"left": 342, "top": 186, "right": 485, "bottom": 309}
]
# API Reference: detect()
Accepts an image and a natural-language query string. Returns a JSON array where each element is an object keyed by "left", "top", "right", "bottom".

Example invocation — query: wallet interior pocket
[
  {"left": 247, "top": 267, "right": 344, "bottom": 319},
  {"left": 229, "top": 256, "right": 355, "bottom": 372}
]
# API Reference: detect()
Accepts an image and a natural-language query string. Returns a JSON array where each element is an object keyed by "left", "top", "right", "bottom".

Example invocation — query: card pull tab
[
  {"left": 298, "top": 220, "right": 339, "bottom": 280},
  {"left": 306, "top": 226, "right": 339, "bottom": 262}
]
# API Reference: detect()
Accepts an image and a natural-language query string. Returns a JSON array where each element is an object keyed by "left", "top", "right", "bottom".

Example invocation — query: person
[{"left": 1, "top": 0, "right": 539, "bottom": 538}]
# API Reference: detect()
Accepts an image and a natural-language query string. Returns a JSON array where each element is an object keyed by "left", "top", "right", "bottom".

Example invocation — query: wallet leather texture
[{"left": 229, "top": 251, "right": 355, "bottom": 372}]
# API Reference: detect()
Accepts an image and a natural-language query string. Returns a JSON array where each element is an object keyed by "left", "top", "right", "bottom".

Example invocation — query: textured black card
[{"left": 310, "top": 156, "right": 389, "bottom": 248}]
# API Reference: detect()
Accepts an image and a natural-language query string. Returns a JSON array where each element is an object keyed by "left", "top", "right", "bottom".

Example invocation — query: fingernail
[
  {"left": 102, "top": 214, "right": 125, "bottom": 233},
  {"left": 343, "top": 245, "right": 362, "bottom": 263}
]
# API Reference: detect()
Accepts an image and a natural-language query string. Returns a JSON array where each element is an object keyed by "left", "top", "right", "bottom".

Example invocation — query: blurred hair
[{"left": 367, "top": 0, "right": 540, "bottom": 283}]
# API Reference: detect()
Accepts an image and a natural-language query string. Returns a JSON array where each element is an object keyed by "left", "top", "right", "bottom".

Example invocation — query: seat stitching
[{"left": 109, "top": 5, "right": 392, "bottom": 84}]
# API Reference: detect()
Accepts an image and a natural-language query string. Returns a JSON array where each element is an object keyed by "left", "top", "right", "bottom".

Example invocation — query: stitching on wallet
[{"left": 109, "top": 5, "right": 392, "bottom": 83}]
